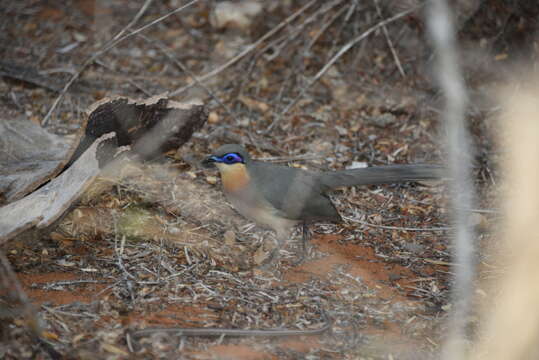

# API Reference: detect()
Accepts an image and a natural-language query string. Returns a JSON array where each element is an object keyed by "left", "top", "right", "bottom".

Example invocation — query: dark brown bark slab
[{"left": 71, "top": 95, "right": 208, "bottom": 162}]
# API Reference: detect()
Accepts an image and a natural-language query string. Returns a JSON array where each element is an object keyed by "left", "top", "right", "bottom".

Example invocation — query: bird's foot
[
  {"left": 254, "top": 249, "right": 282, "bottom": 277},
  {"left": 252, "top": 238, "right": 282, "bottom": 274},
  {"left": 253, "top": 238, "right": 279, "bottom": 265},
  {"left": 290, "top": 254, "right": 306, "bottom": 266},
  {"left": 290, "top": 243, "right": 311, "bottom": 266},
  {"left": 290, "top": 222, "right": 311, "bottom": 266}
]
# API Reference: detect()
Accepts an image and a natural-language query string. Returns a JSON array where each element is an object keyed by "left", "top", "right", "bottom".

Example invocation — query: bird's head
[
  {"left": 202, "top": 144, "right": 251, "bottom": 169},
  {"left": 202, "top": 144, "right": 252, "bottom": 192}
]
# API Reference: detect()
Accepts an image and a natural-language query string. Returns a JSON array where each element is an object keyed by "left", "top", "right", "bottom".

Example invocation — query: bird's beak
[{"left": 201, "top": 155, "right": 218, "bottom": 168}]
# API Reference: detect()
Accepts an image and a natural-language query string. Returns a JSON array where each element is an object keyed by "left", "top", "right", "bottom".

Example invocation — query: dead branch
[{"left": 426, "top": 0, "right": 476, "bottom": 358}]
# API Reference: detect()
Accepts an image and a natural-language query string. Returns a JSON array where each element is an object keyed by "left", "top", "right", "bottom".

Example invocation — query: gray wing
[{"left": 249, "top": 162, "right": 341, "bottom": 222}]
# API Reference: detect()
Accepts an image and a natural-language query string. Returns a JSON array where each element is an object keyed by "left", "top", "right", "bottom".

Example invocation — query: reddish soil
[
  {"left": 284, "top": 235, "right": 422, "bottom": 300},
  {"left": 18, "top": 272, "right": 109, "bottom": 306},
  {"left": 11, "top": 230, "right": 447, "bottom": 358}
]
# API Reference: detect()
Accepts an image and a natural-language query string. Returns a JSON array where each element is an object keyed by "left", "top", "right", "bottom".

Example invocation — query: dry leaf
[
  {"left": 239, "top": 95, "right": 269, "bottom": 113},
  {"left": 223, "top": 230, "right": 236, "bottom": 245},
  {"left": 102, "top": 343, "right": 129, "bottom": 356}
]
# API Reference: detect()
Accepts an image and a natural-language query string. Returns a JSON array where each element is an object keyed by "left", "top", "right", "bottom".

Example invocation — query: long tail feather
[{"left": 319, "top": 164, "right": 444, "bottom": 189}]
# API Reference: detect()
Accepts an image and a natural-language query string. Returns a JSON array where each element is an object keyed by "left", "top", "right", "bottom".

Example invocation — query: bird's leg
[
  {"left": 292, "top": 222, "right": 310, "bottom": 265},
  {"left": 266, "top": 238, "right": 281, "bottom": 265},
  {"left": 301, "top": 222, "right": 309, "bottom": 256},
  {"left": 257, "top": 230, "right": 285, "bottom": 271}
]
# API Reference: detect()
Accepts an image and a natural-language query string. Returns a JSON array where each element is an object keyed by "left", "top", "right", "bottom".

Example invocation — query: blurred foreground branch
[{"left": 426, "top": 0, "right": 476, "bottom": 357}]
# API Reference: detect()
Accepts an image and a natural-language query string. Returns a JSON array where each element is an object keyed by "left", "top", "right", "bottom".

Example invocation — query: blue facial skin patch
[{"left": 212, "top": 153, "right": 244, "bottom": 165}]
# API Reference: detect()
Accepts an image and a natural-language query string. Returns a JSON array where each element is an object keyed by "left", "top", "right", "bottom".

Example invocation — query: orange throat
[{"left": 216, "top": 163, "right": 251, "bottom": 193}]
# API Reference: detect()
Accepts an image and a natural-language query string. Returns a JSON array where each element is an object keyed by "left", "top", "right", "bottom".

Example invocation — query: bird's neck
[{"left": 216, "top": 163, "right": 251, "bottom": 193}]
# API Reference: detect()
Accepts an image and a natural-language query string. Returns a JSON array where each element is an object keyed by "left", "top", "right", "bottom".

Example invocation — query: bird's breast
[
  {"left": 215, "top": 163, "right": 298, "bottom": 235},
  {"left": 216, "top": 163, "right": 251, "bottom": 194}
]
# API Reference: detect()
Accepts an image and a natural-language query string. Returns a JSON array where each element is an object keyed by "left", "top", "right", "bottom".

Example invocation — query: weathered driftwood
[
  {"left": 0, "top": 116, "right": 79, "bottom": 203},
  {"left": 0, "top": 133, "right": 119, "bottom": 244},
  {"left": 0, "top": 95, "right": 207, "bottom": 244}
]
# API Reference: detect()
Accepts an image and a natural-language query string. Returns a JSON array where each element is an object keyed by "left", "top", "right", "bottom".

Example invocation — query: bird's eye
[{"left": 222, "top": 153, "right": 243, "bottom": 164}]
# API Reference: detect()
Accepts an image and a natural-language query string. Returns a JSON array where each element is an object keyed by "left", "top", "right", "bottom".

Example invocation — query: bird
[{"left": 202, "top": 144, "right": 443, "bottom": 263}]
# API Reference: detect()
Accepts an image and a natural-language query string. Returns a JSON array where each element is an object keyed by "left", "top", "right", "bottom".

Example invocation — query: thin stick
[
  {"left": 305, "top": 3, "right": 350, "bottom": 53},
  {"left": 169, "top": 0, "right": 319, "bottom": 97},
  {"left": 426, "top": 0, "right": 475, "bottom": 358},
  {"left": 345, "top": 217, "right": 451, "bottom": 232},
  {"left": 41, "top": 279, "right": 112, "bottom": 289},
  {"left": 130, "top": 323, "right": 329, "bottom": 337},
  {"left": 130, "top": 308, "right": 330, "bottom": 338},
  {"left": 42, "top": 0, "right": 199, "bottom": 126},
  {"left": 138, "top": 34, "right": 238, "bottom": 122},
  {"left": 270, "top": 5, "right": 420, "bottom": 131},
  {"left": 0, "top": 251, "right": 34, "bottom": 314},
  {"left": 106, "top": 0, "right": 155, "bottom": 47},
  {"left": 374, "top": 0, "right": 406, "bottom": 77},
  {"left": 0, "top": 250, "right": 48, "bottom": 354},
  {"left": 115, "top": 235, "right": 137, "bottom": 281},
  {"left": 94, "top": 59, "right": 152, "bottom": 96}
]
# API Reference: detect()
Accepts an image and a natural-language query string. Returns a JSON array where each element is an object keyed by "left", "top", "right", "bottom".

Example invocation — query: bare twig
[
  {"left": 259, "top": 0, "right": 344, "bottom": 61},
  {"left": 374, "top": 0, "right": 406, "bottom": 77},
  {"left": 328, "top": 0, "right": 360, "bottom": 59},
  {"left": 344, "top": 216, "right": 451, "bottom": 232},
  {"left": 270, "top": 5, "right": 421, "bottom": 132},
  {"left": 130, "top": 322, "right": 329, "bottom": 337},
  {"left": 169, "top": 0, "right": 319, "bottom": 97},
  {"left": 305, "top": 3, "right": 350, "bottom": 53},
  {"left": 138, "top": 34, "right": 238, "bottom": 122},
  {"left": 426, "top": 0, "right": 475, "bottom": 358},
  {"left": 0, "top": 251, "right": 35, "bottom": 320},
  {"left": 129, "top": 308, "right": 330, "bottom": 338},
  {"left": 42, "top": 0, "right": 199, "bottom": 126},
  {"left": 40, "top": 280, "right": 112, "bottom": 290},
  {"left": 0, "top": 252, "right": 60, "bottom": 358},
  {"left": 41, "top": 305, "right": 100, "bottom": 319},
  {"left": 94, "top": 59, "right": 152, "bottom": 96},
  {"left": 115, "top": 235, "right": 138, "bottom": 281}
]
